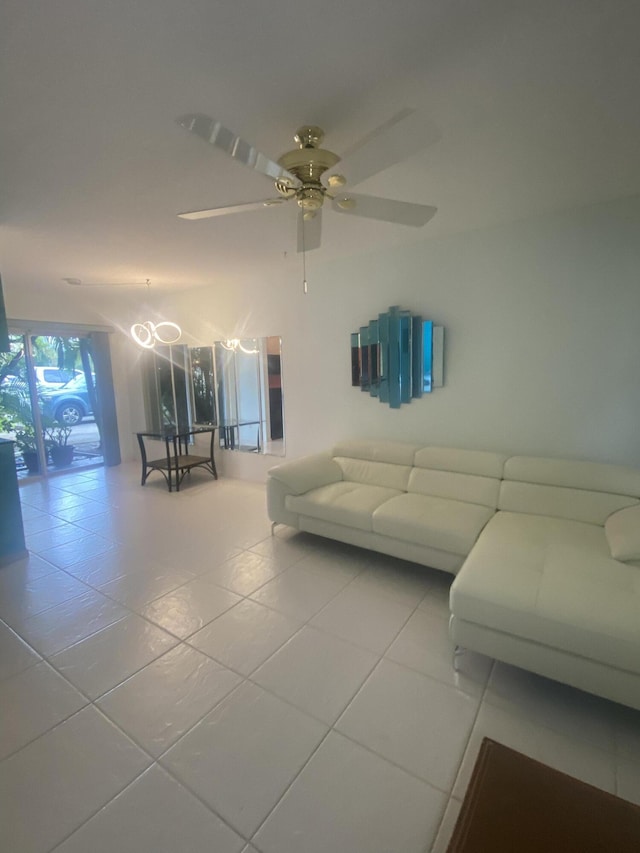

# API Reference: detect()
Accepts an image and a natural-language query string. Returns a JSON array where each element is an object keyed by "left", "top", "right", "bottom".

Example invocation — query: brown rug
[{"left": 447, "top": 737, "right": 640, "bottom": 852}]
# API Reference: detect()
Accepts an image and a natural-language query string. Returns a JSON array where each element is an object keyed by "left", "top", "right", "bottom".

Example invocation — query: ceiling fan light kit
[{"left": 176, "top": 110, "right": 439, "bottom": 254}]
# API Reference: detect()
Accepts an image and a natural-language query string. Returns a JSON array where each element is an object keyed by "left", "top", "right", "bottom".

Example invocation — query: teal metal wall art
[{"left": 351, "top": 306, "right": 444, "bottom": 408}]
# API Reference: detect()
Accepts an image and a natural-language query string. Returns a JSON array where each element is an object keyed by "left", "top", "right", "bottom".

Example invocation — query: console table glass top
[{"left": 136, "top": 426, "right": 217, "bottom": 492}]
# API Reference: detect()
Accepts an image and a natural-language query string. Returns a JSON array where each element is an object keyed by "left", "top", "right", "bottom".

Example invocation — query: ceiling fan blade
[
  {"left": 328, "top": 109, "right": 440, "bottom": 188},
  {"left": 178, "top": 198, "right": 288, "bottom": 220},
  {"left": 62, "top": 278, "right": 150, "bottom": 287},
  {"left": 177, "top": 114, "right": 298, "bottom": 184},
  {"left": 297, "top": 209, "right": 322, "bottom": 253},
  {"left": 331, "top": 193, "right": 437, "bottom": 227}
]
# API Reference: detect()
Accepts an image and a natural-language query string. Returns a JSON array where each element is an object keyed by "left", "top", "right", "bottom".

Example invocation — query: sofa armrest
[{"left": 267, "top": 453, "right": 343, "bottom": 495}]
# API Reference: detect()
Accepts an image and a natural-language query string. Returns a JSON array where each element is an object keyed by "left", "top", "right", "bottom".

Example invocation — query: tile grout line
[{"left": 8, "top": 478, "right": 638, "bottom": 850}]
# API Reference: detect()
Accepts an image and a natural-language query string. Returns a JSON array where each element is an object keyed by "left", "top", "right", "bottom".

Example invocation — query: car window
[
  {"left": 44, "top": 369, "right": 64, "bottom": 383},
  {"left": 60, "top": 375, "right": 86, "bottom": 390}
]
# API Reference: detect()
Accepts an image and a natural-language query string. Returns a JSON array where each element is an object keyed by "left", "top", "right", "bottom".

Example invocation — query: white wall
[
  {"left": 160, "top": 193, "right": 640, "bottom": 477},
  {"left": 7, "top": 194, "right": 639, "bottom": 477}
]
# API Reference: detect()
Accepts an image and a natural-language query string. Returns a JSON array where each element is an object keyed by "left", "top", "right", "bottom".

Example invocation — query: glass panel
[
  {"left": 266, "top": 336, "right": 284, "bottom": 448},
  {"left": 359, "top": 326, "right": 370, "bottom": 391},
  {"left": 399, "top": 312, "right": 412, "bottom": 404},
  {"left": 422, "top": 321, "right": 434, "bottom": 393},
  {"left": 368, "top": 319, "right": 379, "bottom": 398},
  {"left": 411, "top": 317, "right": 423, "bottom": 398},
  {"left": 388, "top": 308, "right": 401, "bottom": 408},
  {"left": 141, "top": 350, "right": 163, "bottom": 434},
  {"left": 236, "top": 340, "right": 261, "bottom": 451},
  {"left": 2, "top": 329, "right": 118, "bottom": 478},
  {"left": 142, "top": 346, "right": 191, "bottom": 432},
  {"left": 156, "top": 353, "right": 176, "bottom": 427},
  {"left": 378, "top": 312, "right": 389, "bottom": 404},
  {"left": 189, "top": 347, "right": 216, "bottom": 425},
  {"left": 215, "top": 343, "right": 238, "bottom": 446},
  {"left": 214, "top": 336, "right": 285, "bottom": 456},
  {"left": 169, "top": 346, "right": 190, "bottom": 432},
  {"left": 432, "top": 325, "right": 444, "bottom": 388},
  {"left": 350, "top": 333, "right": 360, "bottom": 387},
  {"left": 0, "top": 335, "right": 42, "bottom": 477},
  {"left": 31, "top": 335, "right": 103, "bottom": 472}
]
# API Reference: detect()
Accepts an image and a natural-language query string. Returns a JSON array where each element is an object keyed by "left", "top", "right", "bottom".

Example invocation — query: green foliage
[
  {"left": 0, "top": 391, "right": 60, "bottom": 452},
  {"left": 0, "top": 348, "right": 26, "bottom": 384},
  {"left": 0, "top": 397, "right": 38, "bottom": 452},
  {"left": 32, "top": 336, "right": 81, "bottom": 373}
]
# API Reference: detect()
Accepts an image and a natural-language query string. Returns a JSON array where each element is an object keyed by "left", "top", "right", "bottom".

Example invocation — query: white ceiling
[{"left": 2, "top": 0, "right": 640, "bottom": 303}]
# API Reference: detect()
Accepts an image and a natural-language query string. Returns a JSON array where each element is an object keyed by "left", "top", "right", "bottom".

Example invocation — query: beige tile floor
[{"left": 1, "top": 463, "right": 640, "bottom": 852}]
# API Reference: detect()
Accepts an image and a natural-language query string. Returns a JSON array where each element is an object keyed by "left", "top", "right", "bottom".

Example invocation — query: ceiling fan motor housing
[{"left": 277, "top": 126, "right": 341, "bottom": 210}]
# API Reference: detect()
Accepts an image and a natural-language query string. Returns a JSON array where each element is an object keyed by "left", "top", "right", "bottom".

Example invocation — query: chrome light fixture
[
  {"left": 129, "top": 280, "right": 182, "bottom": 349},
  {"left": 130, "top": 320, "right": 182, "bottom": 349}
]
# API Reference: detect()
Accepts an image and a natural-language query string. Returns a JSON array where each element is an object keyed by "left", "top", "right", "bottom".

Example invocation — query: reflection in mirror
[
  {"left": 141, "top": 345, "right": 190, "bottom": 432},
  {"left": 189, "top": 347, "right": 216, "bottom": 424},
  {"left": 213, "top": 336, "right": 285, "bottom": 456}
]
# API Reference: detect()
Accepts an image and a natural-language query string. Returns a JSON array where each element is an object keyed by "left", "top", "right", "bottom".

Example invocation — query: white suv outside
[{"left": 33, "top": 366, "right": 81, "bottom": 389}]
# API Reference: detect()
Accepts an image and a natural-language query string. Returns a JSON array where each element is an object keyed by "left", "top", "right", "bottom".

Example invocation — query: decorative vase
[{"left": 50, "top": 445, "right": 74, "bottom": 468}]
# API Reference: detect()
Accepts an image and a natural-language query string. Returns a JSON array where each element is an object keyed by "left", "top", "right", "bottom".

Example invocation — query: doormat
[{"left": 447, "top": 737, "right": 640, "bottom": 852}]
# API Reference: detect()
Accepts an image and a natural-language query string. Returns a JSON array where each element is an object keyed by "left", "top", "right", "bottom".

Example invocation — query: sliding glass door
[
  {"left": 0, "top": 334, "right": 43, "bottom": 475},
  {"left": 0, "top": 329, "right": 110, "bottom": 478}
]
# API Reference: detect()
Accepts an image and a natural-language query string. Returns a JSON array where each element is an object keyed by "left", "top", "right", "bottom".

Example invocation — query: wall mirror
[
  {"left": 142, "top": 339, "right": 285, "bottom": 456},
  {"left": 213, "top": 336, "right": 284, "bottom": 456},
  {"left": 141, "top": 345, "right": 191, "bottom": 433},
  {"left": 189, "top": 346, "right": 216, "bottom": 425},
  {"left": 351, "top": 306, "right": 444, "bottom": 409}
]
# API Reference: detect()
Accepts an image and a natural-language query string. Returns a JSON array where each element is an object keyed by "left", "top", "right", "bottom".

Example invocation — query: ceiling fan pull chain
[{"left": 301, "top": 214, "right": 308, "bottom": 294}]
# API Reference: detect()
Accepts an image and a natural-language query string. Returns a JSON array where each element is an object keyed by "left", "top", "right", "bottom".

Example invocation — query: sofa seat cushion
[
  {"left": 285, "top": 482, "right": 402, "bottom": 532},
  {"left": 451, "top": 512, "right": 640, "bottom": 674},
  {"left": 372, "top": 493, "right": 494, "bottom": 556}
]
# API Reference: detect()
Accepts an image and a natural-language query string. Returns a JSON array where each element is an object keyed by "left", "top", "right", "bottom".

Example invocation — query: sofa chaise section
[{"left": 450, "top": 455, "right": 640, "bottom": 710}]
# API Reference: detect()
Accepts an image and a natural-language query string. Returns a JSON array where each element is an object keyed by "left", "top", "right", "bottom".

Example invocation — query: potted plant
[
  {"left": 15, "top": 424, "right": 41, "bottom": 472},
  {"left": 0, "top": 396, "right": 41, "bottom": 473},
  {"left": 46, "top": 423, "right": 74, "bottom": 467}
]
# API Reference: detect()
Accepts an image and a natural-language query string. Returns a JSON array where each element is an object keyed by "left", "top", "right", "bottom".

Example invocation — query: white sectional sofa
[{"left": 267, "top": 440, "right": 640, "bottom": 711}]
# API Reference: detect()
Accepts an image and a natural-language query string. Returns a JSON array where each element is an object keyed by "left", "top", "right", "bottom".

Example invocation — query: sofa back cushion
[
  {"left": 408, "top": 447, "right": 506, "bottom": 509},
  {"left": 408, "top": 468, "right": 501, "bottom": 509},
  {"left": 330, "top": 439, "right": 420, "bottom": 492},
  {"left": 331, "top": 439, "right": 420, "bottom": 466},
  {"left": 499, "top": 456, "right": 640, "bottom": 525},
  {"left": 334, "top": 457, "right": 412, "bottom": 491},
  {"left": 413, "top": 447, "right": 507, "bottom": 479}
]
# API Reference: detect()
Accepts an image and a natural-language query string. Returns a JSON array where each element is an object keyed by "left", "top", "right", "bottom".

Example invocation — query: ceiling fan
[{"left": 176, "top": 109, "right": 439, "bottom": 252}]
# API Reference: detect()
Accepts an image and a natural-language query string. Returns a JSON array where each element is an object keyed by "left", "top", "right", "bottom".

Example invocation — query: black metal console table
[{"left": 136, "top": 426, "right": 217, "bottom": 492}]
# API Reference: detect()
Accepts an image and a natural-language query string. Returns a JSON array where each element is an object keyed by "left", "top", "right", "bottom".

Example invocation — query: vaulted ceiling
[{"left": 2, "top": 0, "right": 639, "bottom": 304}]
